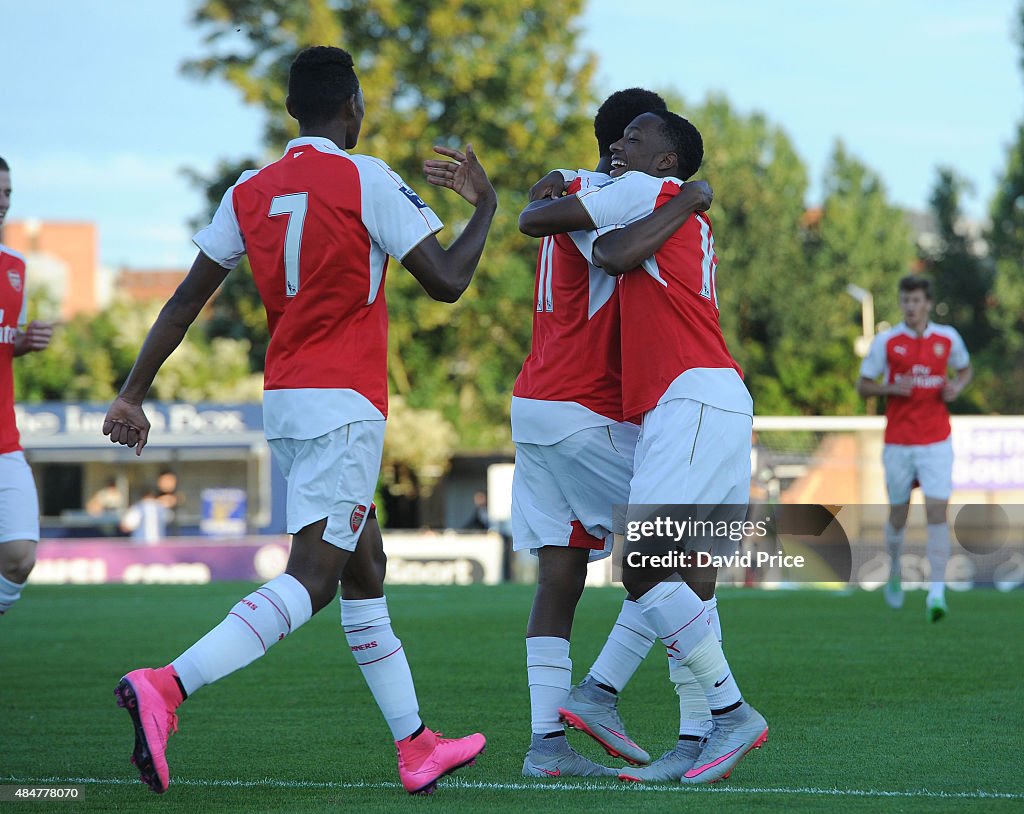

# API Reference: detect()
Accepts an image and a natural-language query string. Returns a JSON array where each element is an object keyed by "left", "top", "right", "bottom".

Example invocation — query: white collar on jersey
[
  {"left": 284, "top": 136, "right": 348, "bottom": 155},
  {"left": 896, "top": 320, "right": 934, "bottom": 338}
]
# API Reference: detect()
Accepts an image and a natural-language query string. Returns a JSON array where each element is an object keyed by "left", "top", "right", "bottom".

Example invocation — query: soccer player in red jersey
[
  {"left": 102, "top": 47, "right": 496, "bottom": 795},
  {"left": 0, "top": 156, "right": 54, "bottom": 616},
  {"left": 519, "top": 111, "right": 768, "bottom": 784},
  {"left": 502, "top": 89, "right": 705, "bottom": 778},
  {"left": 858, "top": 274, "right": 971, "bottom": 621}
]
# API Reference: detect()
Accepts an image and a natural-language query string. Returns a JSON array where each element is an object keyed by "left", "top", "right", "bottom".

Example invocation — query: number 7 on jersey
[{"left": 269, "top": 193, "right": 309, "bottom": 297}]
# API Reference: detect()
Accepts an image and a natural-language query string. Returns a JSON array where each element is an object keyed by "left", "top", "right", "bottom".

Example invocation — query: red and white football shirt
[
  {"left": 0, "top": 245, "right": 28, "bottom": 454},
  {"left": 576, "top": 172, "right": 751, "bottom": 421},
  {"left": 194, "top": 137, "right": 442, "bottom": 440},
  {"left": 512, "top": 170, "right": 625, "bottom": 444},
  {"left": 860, "top": 322, "right": 969, "bottom": 445}
]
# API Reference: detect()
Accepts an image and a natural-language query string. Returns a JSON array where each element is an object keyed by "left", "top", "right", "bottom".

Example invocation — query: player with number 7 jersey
[{"left": 102, "top": 46, "right": 496, "bottom": 797}]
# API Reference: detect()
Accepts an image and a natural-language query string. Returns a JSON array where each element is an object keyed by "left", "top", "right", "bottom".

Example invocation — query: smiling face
[{"left": 608, "top": 112, "right": 676, "bottom": 178}]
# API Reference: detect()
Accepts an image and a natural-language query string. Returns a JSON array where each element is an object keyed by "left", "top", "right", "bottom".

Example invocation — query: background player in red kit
[
  {"left": 858, "top": 274, "right": 971, "bottom": 621},
  {"left": 0, "top": 156, "right": 54, "bottom": 616},
  {"left": 520, "top": 111, "right": 767, "bottom": 784},
  {"left": 102, "top": 46, "right": 497, "bottom": 796}
]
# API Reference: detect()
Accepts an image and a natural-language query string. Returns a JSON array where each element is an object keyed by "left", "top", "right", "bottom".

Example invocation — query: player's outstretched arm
[
  {"left": 592, "top": 181, "right": 713, "bottom": 276},
  {"left": 518, "top": 193, "right": 596, "bottom": 237},
  {"left": 528, "top": 170, "right": 572, "bottom": 202},
  {"left": 12, "top": 321, "right": 54, "bottom": 357},
  {"left": 406, "top": 145, "right": 497, "bottom": 303},
  {"left": 103, "top": 251, "right": 230, "bottom": 455}
]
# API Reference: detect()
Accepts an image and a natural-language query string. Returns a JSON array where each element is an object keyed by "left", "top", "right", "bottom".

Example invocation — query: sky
[{"left": 2, "top": 0, "right": 1021, "bottom": 268}]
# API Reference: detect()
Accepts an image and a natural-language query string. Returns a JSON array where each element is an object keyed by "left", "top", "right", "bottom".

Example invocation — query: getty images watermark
[{"left": 611, "top": 503, "right": 1024, "bottom": 590}]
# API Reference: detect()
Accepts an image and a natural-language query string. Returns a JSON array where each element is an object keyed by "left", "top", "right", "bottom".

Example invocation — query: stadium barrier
[{"left": 29, "top": 531, "right": 505, "bottom": 587}]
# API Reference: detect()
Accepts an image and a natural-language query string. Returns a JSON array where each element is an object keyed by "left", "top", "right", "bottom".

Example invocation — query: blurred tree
[
  {"left": 684, "top": 95, "right": 814, "bottom": 415},
  {"left": 983, "top": 2, "right": 1024, "bottom": 412},
  {"left": 918, "top": 168, "right": 993, "bottom": 413},
  {"left": 13, "top": 297, "right": 261, "bottom": 403},
  {"left": 678, "top": 103, "right": 915, "bottom": 416},
  {"left": 185, "top": 0, "right": 597, "bottom": 452},
  {"left": 800, "top": 141, "right": 916, "bottom": 414}
]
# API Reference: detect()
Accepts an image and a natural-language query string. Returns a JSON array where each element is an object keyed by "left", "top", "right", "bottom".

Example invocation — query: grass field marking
[{"left": 5, "top": 775, "right": 1023, "bottom": 800}]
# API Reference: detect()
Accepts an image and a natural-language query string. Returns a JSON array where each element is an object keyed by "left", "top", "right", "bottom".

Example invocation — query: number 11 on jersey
[{"left": 269, "top": 192, "right": 309, "bottom": 297}]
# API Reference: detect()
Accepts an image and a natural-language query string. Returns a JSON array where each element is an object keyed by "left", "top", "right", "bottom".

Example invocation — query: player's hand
[
  {"left": 887, "top": 379, "right": 913, "bottom": 397},
  {"left": 103, "top": 396, "right": 151, "bottom": 456},
  {"left": 678, "top": 180, "right": 713, "bottom": 212},
  {"left": 424, "top": 144, "right": 497, "bottom": 209},
  {"left": 20, "top": 320, "right": 53, "bottom": 352},
  {"left": 942, "top": 380, "right": 963, "bottom": 402},
  {"left": 529, "top": 171, "right": 570, "bottom": 202}
]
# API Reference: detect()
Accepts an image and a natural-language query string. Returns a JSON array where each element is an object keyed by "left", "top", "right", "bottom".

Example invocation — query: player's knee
[
  {"left": 340, "top": 557, "right": 386, "bottom": 600},
  {"left": 1, "top": 542, "right": 36, "bottom": 584},
  {"left": 622, "top": 572, "right": 655, "bottom": 599},
  {"left": 286, "top": 567, "right": 340, "bottom": 613},
  {"left": 537, "top": 564, "right": 586, "bottom": 602},
  {"left": 307, "top": 578, "right": 340, "bottom": 614}
]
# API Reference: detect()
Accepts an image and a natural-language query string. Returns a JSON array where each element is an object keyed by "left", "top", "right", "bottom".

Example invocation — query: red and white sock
[
  {"left": 341, "top": 596, "right": 422, "bottom": 741},
  {"left": 704, "top": 596, "right": 722, "bottom": 643},
  {"left": 638, "top": 581, "right": 743, "bottom": 712},
  {"left": 588, "top": 599, "right": 655, "bottom": 692},
  {"left": 687, "top": 632, "right": 743, "bottom": 713},
  {"left": 526, "top": 636, "right": 571, "bottom": 735},
  {"left": 171, "top": 573, "right": 312, "bottom": 697},
  {"left": 669, "top": 661, "right": 712, "bottom": 739},
  {"left": 636, "top": 580, "right": 711, "bottom": 661}
]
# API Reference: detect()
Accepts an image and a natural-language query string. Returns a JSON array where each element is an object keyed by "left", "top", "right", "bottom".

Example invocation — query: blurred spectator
[
  {"left": 120, "top": 484, "right": 170, "bottom": 545},
  {"left": 86, "top": 478, "right": 126, "bottom": 516},
  {"left": 464, "top": 490, "right": 490, "bottom": 530},
  {"left": 156, "top": 469, "right": 183, "bottom": 534}
]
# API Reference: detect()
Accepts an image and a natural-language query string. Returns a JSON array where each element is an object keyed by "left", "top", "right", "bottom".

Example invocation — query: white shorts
[
  {"left": 625, "top": 399, "right": 751, "bottom": 556},
  {"left": 268, "top": 421, "right": 385, "bottom": 551},
  {"left": 0, "top": 451, "right": 40, "bottom": 543},
  {"left": 630, "top": 398, "right": 752, "bottom": 507},
  {"left": 883, "top": 439, "right": 953, "bottom": 504},
  {"left": 512, "top": 422, "right": 638, "bottom": 562}
]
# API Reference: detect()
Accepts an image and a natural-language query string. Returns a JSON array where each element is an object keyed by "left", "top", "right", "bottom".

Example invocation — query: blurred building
[
  {"left": 2, "top": 219, "right": 106, "bottom": 319},
  {"left": 114, "top": 267, "right": 189, "bottom": 303},
  {"left": 1, "top": 219, "right": 194, "bottom": 316}
]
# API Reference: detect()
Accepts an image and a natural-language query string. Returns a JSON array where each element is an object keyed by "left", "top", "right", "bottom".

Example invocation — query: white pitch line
[{"left": 4, "top": 775, "right": 1023, "bottom": 800}]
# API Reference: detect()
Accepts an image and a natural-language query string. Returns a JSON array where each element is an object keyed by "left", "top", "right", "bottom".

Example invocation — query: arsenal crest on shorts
[
  {"left": 7, "top": 271, "right": 21, "bottom": 292},
  {"left": 350, "top": 504, "right": 367, "bottom": 533}
]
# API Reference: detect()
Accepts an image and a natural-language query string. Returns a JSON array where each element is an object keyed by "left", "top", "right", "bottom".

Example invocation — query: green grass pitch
[{"left": 1, "top": 583, "right": 1022, "bottom": 813}]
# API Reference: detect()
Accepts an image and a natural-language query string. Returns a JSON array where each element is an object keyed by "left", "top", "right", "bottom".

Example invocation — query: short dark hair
[
  {"left": 288, "top": 46, "right": 359, "bottom": 127},
  {"left": 0, "top": 157, "right": 9, "bottom": 172},
  {"left": 649, "top": 110, "right": 703, "bottom": 180},
  {"left": 898, "top": 273, "right": 933, "bottom": 300},
  {"left": 594, "top": 88, "right": 667, "bottom": 157}
]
